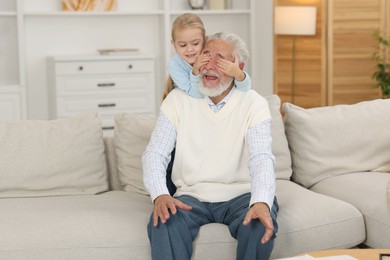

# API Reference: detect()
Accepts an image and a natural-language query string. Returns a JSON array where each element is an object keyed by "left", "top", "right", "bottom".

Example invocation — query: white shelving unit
[
  {"left": 0, "top": 1, "right": 26, "bottom": 120},
  {"left": 0, "top": 0, "right": 265, "bottom": 120}
]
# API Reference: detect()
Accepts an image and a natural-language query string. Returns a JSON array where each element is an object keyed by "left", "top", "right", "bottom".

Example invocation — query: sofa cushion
[
  {"left": 0, "top": 113, "right": 108, "bottom": 198},
  {"left": 195, "top": 179, "right": 366, "bottom": 259},
  {"left": 114, "top": 95, "right": 292, "bottom": 195},
  {"left": 0, "top": 191, "right": 246, "bottom": 260},
  {"left": 310, "top": 171, "right": 390, "bottom": 249},
  {"left": 283, "top": 98, "right": 390, "bottom": 188},
  {"left": 0, "top": 191, "right": 153, "bottom": 259},
  {"left": 388, "top": 180, "right": 390, "bottom": 211},
  {"left": 114, "top": 113, "right": 155, "bottom": 195},
  {"left": 273, "top": 180, "right": 365, "bottom": 259},
  {"left": 267, "top": 95, "right": 292, "bottom": 180},
  {"left": 103, "top": 137, "right": 122, "bottom": 191}
]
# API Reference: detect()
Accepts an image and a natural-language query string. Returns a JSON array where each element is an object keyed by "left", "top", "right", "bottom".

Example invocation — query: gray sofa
[{"left": 0, "top": 95, "right": 389, "bottom": 260}]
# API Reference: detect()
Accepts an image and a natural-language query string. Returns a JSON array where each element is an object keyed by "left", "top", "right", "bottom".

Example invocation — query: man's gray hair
[{"left": 207, "top": 32, "right": 249, "bottom": 63}]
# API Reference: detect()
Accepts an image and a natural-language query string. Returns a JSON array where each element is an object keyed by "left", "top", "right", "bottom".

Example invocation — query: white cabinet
[
  {"left": 1, "top": 0, "right": 262, "bottom": 120},
  {"left": 0, "top": 87, "right": 23, "bottom": 120},
  {"left": 0, "top": 0, "right": 26, "bottom": 120},
  {"left": 48, "top": 55, "right": 155, "bottom": 131}
]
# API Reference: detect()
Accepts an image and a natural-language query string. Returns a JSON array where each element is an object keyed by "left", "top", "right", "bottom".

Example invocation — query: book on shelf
[
  {"left": 62, "top": 0, "right": 117, "bottom": 11},
  {"left": 97, "top": 48, "right": 140, "bottom": 56}
]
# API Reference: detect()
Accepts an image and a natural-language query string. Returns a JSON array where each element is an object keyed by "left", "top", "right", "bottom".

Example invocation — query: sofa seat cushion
[
  {"left": 310, "top": 171, "right": 390, "bottom": 249},
  {"left": 272, "top": 180, "right": 365, "bottom": 259},
  {"left": 193, "top": 223, "right": 236, "bottom": 260},
  {"left": 0, "top": 191, "right": 241, "bottom": 260},
  {"left": 0, "top": 191, "right": 152, "bottom": 259}
]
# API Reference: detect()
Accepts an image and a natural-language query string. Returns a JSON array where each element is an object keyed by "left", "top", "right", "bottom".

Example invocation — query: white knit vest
[{"left": 161, "top": 89, "right": 270, "bottom": 202}]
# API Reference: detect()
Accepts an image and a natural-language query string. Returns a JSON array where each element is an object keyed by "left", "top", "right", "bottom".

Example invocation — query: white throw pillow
[
  {"left": 266, "top": 95, "right": 292, "bottom": 180},
  {"left": 283, "top": 98, "right": 390, "bottom": 188},
  {"left": 114, "top": 95, "right": 292, "bottom": 195},
  {"left": 114, "top": 113, "right": 156, "bottom": 195},
  {"left": 0, "top": 113, "right": 108, "bottom": 198}
]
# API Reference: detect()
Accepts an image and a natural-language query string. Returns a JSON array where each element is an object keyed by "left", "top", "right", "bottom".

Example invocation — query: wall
[{"left": 254, "top": 0, "right": 274, "bottom": 97}]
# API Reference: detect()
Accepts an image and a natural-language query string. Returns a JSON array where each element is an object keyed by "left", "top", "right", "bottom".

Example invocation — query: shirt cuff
[
  {"left": 250, "top": 192, "right": 275, "bottom": 211},
  {"left": 150, "top": 186, "right": 170, "bottom": 203}
]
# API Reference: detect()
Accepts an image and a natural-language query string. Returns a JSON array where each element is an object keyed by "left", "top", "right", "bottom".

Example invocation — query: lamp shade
[{"left": 275, "top": 6, "right": 317, "bottom": 36}]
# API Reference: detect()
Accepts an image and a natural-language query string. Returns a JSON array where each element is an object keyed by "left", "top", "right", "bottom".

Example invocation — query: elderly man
[{"left": 143, "top": 32, "right": 278, "bottom": 260}]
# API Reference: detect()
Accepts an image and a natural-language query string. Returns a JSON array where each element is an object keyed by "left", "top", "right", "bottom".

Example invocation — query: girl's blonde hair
[{"left": 162, "top": 13, "right": 206, "bottom": 100}]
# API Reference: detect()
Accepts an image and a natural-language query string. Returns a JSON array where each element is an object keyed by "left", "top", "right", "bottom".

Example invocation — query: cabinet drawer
[
  {"left": 57, "top": 74, "right": 154, "bottom": 95},
  {"left": 57, "top": 96, "right": 155, "bottom": 116},
  {"left": 55, "top": 59, "right": 154, "bottom": 75},
  {"left": 0, "top": 93, "right": 22, "bottom": 120}
]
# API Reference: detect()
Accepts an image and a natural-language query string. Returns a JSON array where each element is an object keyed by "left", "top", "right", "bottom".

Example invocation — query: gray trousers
[{"left": 147, "top": 193, "right": 279, "bottom": 260}]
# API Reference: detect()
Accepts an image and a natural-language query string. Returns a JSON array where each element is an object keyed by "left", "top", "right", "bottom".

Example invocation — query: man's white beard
[{"left": 198, "top": 70, "right": 234, "bottom": 97}]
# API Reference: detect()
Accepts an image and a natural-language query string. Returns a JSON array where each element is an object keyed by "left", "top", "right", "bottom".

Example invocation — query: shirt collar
[{"left": 206, "top": 86, "right": 236, "bottom": 112}]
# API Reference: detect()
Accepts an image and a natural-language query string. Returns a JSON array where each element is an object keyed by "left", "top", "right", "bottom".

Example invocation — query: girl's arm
[
  {"left": 167, "top": 56, "right": 204, "bottom": 98},
  {"left": 235, "top": 71, "right": 251, "bottom": 92},
  {"left": 217, "top": 58, "right": 251, "bottom": 92}
]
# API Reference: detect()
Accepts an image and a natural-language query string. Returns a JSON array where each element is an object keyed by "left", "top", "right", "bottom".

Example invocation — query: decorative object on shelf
[
  {"left": 62, "top": 0, "right": 116, "bottom": 11},
  {"left": 274, "top": 6, "right": 317, "bottom": 104},
  {"left": 97, "top": 48, "right": 140, "bottom": 56},
  {"left": 208, "top": 0, "right": 225, "bottom": 10},
  {"left": 372, "top": 30, "right": 390, "bottom": 99},
  {"left": 188, "top": 0, "right": 206, "bottom": 10}
]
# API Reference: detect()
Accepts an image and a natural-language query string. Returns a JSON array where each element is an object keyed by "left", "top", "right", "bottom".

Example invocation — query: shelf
[
  {"left": 22, "top": 10, "right": 250, "bottom": 17},
  {"left": 23, "top": 10, "right": 164, "bottom": 17},
  {"left": 0, "top": 85, "right": 23, "bottom": 92},
  {"left": 50, "top": 54, "right": 154, "bottom": 62},
  {"left": 0, "top": 12, "right": 17, "bottom": 16},
  {"left": 169, "top": 9, "right": 251, "bottom": 15}
]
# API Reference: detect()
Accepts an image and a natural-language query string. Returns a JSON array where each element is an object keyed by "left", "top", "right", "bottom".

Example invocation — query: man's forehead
[{"left": 204, "top": 39, "right": 234, "bottom": 58}]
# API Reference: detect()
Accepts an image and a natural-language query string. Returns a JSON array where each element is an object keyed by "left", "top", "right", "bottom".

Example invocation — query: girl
[{"left": 163, "top": 13, "right": 251, "bottom": 100}]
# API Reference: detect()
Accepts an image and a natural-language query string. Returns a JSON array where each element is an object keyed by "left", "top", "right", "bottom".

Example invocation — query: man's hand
[
  {"left": 243, "top": 202, "right": 274, "bottom": 244},
  {"left": 217, "top": 55, "right": 245, "bottom": 81},
  {"left": 192, "top": 54, "right": 211, "bottom": 75},
  {"left": 153, "top": 194, "right": 192, "bottom": 227}
]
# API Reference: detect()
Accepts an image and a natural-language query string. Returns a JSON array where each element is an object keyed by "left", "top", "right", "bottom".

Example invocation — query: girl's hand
[
  {"left": 217, "top": 55, "right": 245, "bottom": 81},
  {"left": 192, "top": 54, "right": 211, "bottom": 75}
]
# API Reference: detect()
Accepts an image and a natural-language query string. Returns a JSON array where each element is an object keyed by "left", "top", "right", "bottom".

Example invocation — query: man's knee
[{"left": 147, "top": 209, "right": 193, "bottom": 238}]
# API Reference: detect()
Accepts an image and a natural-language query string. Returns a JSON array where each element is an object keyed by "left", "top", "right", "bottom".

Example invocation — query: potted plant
[{"left": 372, "top": 30, "right": 390, "bottom": 99}]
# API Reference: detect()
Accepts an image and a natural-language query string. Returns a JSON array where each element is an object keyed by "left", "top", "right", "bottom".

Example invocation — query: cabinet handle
[
  {"left": 102, "top": 126, "right": 115, "bottom": 130},
  {"left": 78, "top": 66, "right": 83, "bottom": 71},
  {"left": 128, "top": 64, "right": 133, "bottom": 69},
  {"left": 98, "top": 103, "right": 116, "bottom": 108},
  {"left": 97, "top": 83, "right": 116, "bottom": 87}
]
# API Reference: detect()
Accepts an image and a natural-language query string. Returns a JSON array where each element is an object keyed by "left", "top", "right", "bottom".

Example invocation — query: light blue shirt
[{"left": 167, "top": 53, "right": 252, "bottom": 99}]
